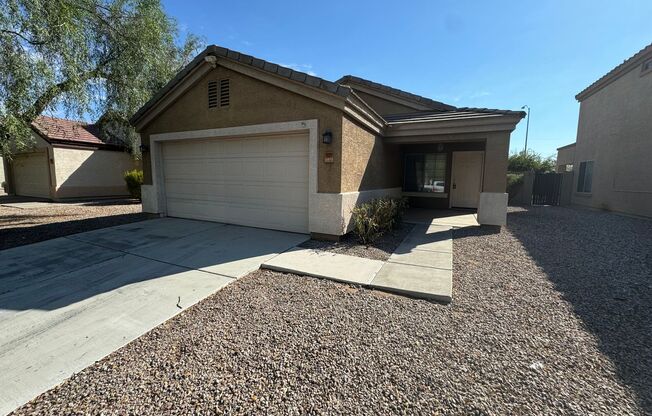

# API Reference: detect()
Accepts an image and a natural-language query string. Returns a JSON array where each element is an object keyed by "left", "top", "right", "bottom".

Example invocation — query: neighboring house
[
  {"left": 3, "top": 116, "right": 135, "bottom": 200},
  {"left": 130, "top": 45, "right": 524, "bottom": 239},
  {"left": 572, "top": 42, "right": 652, "bottom": 218},
  {"left": 556, "top": 143, "right": 575, "bottom": 172}
]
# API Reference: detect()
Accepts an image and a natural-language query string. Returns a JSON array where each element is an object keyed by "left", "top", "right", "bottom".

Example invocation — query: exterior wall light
[
  {"left": 322, "top": 130, "right": 333, "bottom": 144},
  {"left": 139, "top": 144, "right": 150, "bottom": 153}
]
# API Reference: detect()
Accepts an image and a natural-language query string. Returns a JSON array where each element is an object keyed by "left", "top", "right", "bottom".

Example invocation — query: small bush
[
  {"left": 124, "top": 169, "right": 143, "bottom": 200},
  {"left": 506, "top": 172, "right": 524, "bottom": 201},
  {"left": 351, "top": 197, "right": 408, "bottom": 245}
]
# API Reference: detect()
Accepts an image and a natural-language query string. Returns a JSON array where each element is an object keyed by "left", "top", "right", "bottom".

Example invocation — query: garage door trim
[{"left": 149, "top": 119, "right": 318, "bottom": 233}]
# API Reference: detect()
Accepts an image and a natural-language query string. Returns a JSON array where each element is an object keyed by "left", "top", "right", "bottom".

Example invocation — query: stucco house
[
  {"left": 569, "top": 42, "right": 652, "bottom": 218},
  {"left": 3, "top": 116, "right": 135, "bottom": 200},
  {"left": 131, "top": 45, "right": 524, "bottom": 239},
  {"left": 556, "top": 143, "right": 575, "bottom": 173}
]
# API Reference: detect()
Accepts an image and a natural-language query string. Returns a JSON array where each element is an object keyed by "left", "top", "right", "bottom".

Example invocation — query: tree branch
[
  {"left": 0, "top": 29, "right": 48, "bottom": 46},
  {"left": 20, "top": 62, "right": 111, "bottom": 123}
]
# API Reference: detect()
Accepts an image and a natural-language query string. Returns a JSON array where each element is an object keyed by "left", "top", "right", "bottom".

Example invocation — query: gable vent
[
  {"left": 208, "top": 80, "right": 218, "bottom": 108},
  {"left": 219, "top": 79, "right": 230, "bottom": 107}
]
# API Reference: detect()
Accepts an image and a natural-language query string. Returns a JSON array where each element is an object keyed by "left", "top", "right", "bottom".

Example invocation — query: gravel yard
[
  {"left": 299, "top": 223, "right": 414, "bottom": 261},
  {"left": 0, "top": 198, "right": 148, "bottom": 250},
  {"left": 11, "top": 206, "right": 651, "bottom": 415}
]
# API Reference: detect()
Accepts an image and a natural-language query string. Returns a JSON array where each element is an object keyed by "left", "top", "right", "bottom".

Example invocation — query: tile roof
[
  {"left": 130, "top": 44, "right": 523, "bottom": 130},
  {"left": 130, "top": 45, "right": 352, "bottom": 125},
  {"left": 576, "top": 42, "right": 652, "bottom": 101},
  {"left": 32, "top": 116, "right": 122, "bottom": 148},
  {"left": 383, "top": 108, "right": 525, "bottom": 124},
  {"left": 336, "top": 75, "right": 456, "bottom": 111}
]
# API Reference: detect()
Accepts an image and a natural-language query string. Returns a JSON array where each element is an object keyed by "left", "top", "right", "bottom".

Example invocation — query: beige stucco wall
[
  {"left": 482, "top": 132, "right": 511, "bottom": 193},
  {"left": 572, "top": 63, "right": 652, "bottom": 217},
  {"left": 52, "top": 147, "right": 133, "bottom": 199},
  {"left": 140, "top": 65, "right": 344, "bottom": 193},
  {"left": 340, "top": 116, "right": 401, "bottom": 192},
  {"left": 556, "top": 144, "right": 575, "bottom": 172},
  {"left": 352, "top": 90, "right": 418, "bottom": 115}
]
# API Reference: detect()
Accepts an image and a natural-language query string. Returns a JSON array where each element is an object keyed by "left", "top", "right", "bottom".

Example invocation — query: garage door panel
[
  {"left": 13, "top": 152, "right": 50, "bottom": 198},
  {"left": 165, "top": 182, "right": 307, "bottom": 208},
  {"left": 162, "top": 134, "right": 309, "bottom": 233}
]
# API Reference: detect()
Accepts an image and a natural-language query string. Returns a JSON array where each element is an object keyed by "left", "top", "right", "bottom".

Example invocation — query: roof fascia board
[
  {"left": 385, "top": 115, "right": 522, "bottom": 139},
  {"left": 343, "top": 105, "right": 384, "bottom": 135},
  {"left": 343, "top": 92, "right": 386, "bottom": 134},
  {"left": 50, "top": 142, "right": 126, "bottom": 151},
  {"left": 133, "top": 62, "right": 213, "bottom": 131},
  {"left": 556, "top": 143, "right": 576, "bottom": 151},
  {"left": 344, "top": 83, "right": 433, "bottom": 111}
]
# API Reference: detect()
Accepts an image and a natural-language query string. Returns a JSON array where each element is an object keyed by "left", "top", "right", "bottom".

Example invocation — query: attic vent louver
[
  {"left": 208, "top": 81, "right": 218, "bottom": 108},
  {"left": 219, "top": 79, "right": 230, "bottom": 107}
]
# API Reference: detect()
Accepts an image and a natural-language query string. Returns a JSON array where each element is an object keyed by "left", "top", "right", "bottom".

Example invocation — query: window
[
  {"left": 403, "top": 153, "right": 447, "bottom": 193},
  {"left": 577, "top": 161, "right": 594, "bottom": 193}
]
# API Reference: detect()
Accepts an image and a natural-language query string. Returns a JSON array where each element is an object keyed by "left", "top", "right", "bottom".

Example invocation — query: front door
[{"left": 451, "top": 151, "right": 484, "bottom": 208}]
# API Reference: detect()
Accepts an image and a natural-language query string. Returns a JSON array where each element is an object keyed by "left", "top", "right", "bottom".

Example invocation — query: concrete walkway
[
  {"left": 371, "top": 224, "right": 452, "bottom": 302},
  {"left": 0, "top": 218, "right": 307, "bottom": 416},
  {"left": 262, "top": 223, "right": 456, "bottom": 303}
]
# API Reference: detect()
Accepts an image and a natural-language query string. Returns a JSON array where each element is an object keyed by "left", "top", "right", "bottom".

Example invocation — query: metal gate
[{"left": 532, "top": 173, "right": 563, "bottom": 205}]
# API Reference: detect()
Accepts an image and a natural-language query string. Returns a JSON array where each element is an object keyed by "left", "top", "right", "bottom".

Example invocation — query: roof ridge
[
  {"left": 336, "top": 75, "right": 456, "bottom": 111},
  {"left": 576, "top": 42, "right": 652, "bottom": 101},
  {"left": 36, "top": 114, "right": 93, "bottom": 126}
]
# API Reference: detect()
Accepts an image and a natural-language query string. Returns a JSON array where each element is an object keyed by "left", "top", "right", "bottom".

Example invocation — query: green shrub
[
  {"left": 506, "top": 172, "right": 524, "bottom": 201},
  {"left": 351, "top": 197, "right": 408, "bottom": 245},
  {"left": 123, "top": 169, "right": 143, "bottom": 200}
]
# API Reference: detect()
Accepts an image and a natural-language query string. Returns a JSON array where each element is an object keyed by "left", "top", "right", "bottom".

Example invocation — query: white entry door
[
  {"left": 161, "top": 133, "right": 309, "bottom": 233},
  {"left": 451, "top": 151, "right": 484, "bottom": 209}
]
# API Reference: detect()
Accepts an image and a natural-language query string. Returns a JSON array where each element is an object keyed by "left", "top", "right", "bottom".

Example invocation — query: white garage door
[
  {"left": 13, "top": 152, "right": 50, "bottom": 198},
  {"left": 161, "top": 133, "right": 309, "bottom": 233}
]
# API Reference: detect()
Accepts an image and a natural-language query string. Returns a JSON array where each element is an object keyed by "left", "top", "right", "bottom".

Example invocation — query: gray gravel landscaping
[
  {"left": 299, "top": 223, "right": 414, "bottom": 261},
  {"left": 11, "top": 206, "right": 651, "bottom": 415},
  {"left": 0, "top": 198, "right": 148, "bottom": 250}
]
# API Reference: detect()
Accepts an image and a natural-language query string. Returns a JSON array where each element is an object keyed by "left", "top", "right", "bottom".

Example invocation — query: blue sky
[{"left": 164, "top": 0, "right": 651, "bottom": 158}]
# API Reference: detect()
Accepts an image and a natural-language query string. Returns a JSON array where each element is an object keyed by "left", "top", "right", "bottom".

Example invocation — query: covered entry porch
[{"left": 384, "top": 109, "right": 525, "bottom": 226}]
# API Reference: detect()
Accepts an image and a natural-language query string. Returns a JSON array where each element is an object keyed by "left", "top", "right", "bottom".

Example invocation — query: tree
[
  {"left": 0, "top": 0, "right": 203, "bottom": 157},
  {"left": 508, "top": 150, "right": 556, "bottom": 173}
]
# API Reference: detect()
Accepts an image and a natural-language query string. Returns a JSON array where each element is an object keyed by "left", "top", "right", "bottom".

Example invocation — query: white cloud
[
  {"left": 278, "top": 63, "right": 317, "bottom": 76},
  {"left": 470, "top": 91, "right": 491, "bottom": 99}
]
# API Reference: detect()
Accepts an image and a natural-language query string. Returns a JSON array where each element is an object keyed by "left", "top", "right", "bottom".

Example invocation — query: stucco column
[{"left": 482, "top": 132, "right": 510, "bottom": 192}]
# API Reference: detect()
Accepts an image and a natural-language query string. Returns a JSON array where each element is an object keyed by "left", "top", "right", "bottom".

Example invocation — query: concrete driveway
[{"left": 0, "top": 218, "right": 307, "bottom": 415}]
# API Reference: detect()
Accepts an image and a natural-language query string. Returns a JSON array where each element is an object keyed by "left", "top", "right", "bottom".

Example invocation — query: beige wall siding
[
  {"left": 52, "top": 147, "right": 133, "bottom": 198},
  {"left": 482, "top": 132, "right": 511, "bottom": 193},
  {"left": 353, "top": 91, "right": 418, "bottom": 115},
  {"left": 340, "top": 116, "right": 401, "bottom": 192},
  {"left": 573, "top": 64, "right": 652, "bottom": 217},
  {"left": 140, "top": 66, "right": 344, "bottom": 193},
  {"left": 556, "top": 145, "right": 575, "bottom": 172}
]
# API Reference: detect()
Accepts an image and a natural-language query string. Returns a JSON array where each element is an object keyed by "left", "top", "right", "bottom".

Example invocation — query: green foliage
[
  {"left": 123, "top": 169, "right": 143, "bottom": 199},
  {"left": 0, "top": 0, "right": 204, "bottom": 157},
  {"left": 506, "top": 172, "right": 524, "bottom": 201},
  {"left": 351, "top": 197, "right": 408, "bottom": 245},
  {"left": 508, "top": 151, "right": 556, "bottom": 173}
]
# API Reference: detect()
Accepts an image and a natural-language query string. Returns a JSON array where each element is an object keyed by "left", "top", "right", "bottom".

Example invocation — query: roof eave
[
  {"left": 575, "top": 43, "right": 652, "bottom": 101},
  {"left": 384, "top": 113, "right": 524, "bottom": 138}
]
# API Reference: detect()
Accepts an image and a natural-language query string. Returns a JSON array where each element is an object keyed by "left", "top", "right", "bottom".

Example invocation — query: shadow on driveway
[
  {"left": 505, "top": 206, "right": 652, "bottom": 413},
  {"left": 0, "top": 213, "right": 150, "bottom": 250}
]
